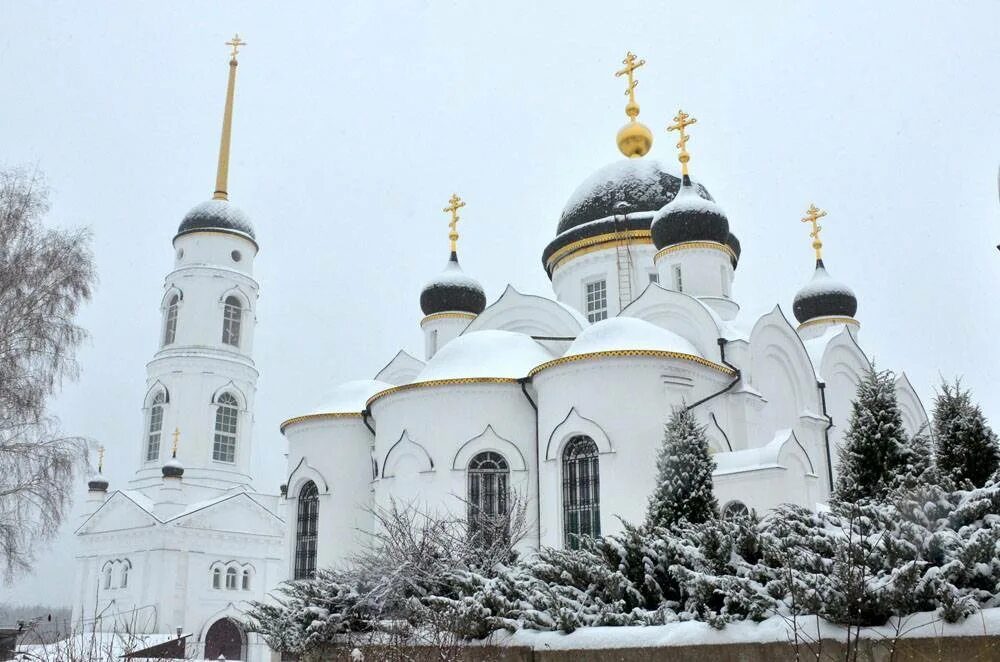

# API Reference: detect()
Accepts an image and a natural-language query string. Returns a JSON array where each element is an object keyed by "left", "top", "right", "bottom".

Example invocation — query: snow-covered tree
[
  {"left": 833, "top": 368, "right": 909, "bottom": 503},
  {"left": 646, "top": 407, "right": 718, "bottom": 529},
  {"left": 933, "top": 379, "right": 1000, "bottom": 488},
  {"left": 894, "top": 425, "right": 935, "bottom": 492}
]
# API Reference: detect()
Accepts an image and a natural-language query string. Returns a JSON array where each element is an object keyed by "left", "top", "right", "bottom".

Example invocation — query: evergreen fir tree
[
  {"left": 933, "top": 379, "right": 1000, "bottom": 487},
  {"left": 833, "top": 368, "right": 909, "bottom": 503},
  {"left": 646, "top": 407, "right": 718, "bottom": 529},
  {"left": 894, "top": 425, "right": 935, "bottom": 491}
]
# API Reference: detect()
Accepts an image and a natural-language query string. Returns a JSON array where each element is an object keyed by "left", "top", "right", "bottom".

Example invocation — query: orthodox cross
[
  {"left": 443, "top": 194, "right": 466, "bottom": 253},
  {"left": 801, "top": 204, "right": 828, "bottom": 260},
  {"left": 615, "top": 51, "right": 646, "bottom": 116},
  {"left": 171, "top": 427, "right": 181, "bottom": 458},
  {"left": 226, "top": 33, "right": 246, "bottom": 61},
  {"left": 97, "top": 446, "right": 105, "bottom": 473},
  {"left": 667, "top": 110, "right": 698, "bottom": 176}
]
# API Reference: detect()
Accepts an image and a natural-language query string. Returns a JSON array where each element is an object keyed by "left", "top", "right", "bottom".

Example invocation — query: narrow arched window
[
  {"left": 241, "top": 569, "right": 250, "bottom": 590},
  {"left": 103, "top": 565, "right": 112, "bottom": 590},
  {"left": 146, "top": 392, "right": 166, "bottom": 462},
  {"left": 119, "top": 562, "right": 130, "bottom": 588},
  {"left": 562, "top": 436, "right": 600, "bottom": 549},
  {"left": 225, "top": 567, "right": 237, "bottom": 589},
  {"left": 468, "top": 452, "right": 509, "bottom": 546},
  {"left": 294, "top": 481, "right": 319, "bottom": 579},
  {"left": 162, "top": 295, "right": 179, "bottom": 346},
  {"left": 212, "top": 393, "right": 239, "bottom": 463},
  {"left": 212, "top": 567, "right": 221, "bottom": 589},
  {"left": 222, "top": 296, "right": 242, "bottom": 347}
]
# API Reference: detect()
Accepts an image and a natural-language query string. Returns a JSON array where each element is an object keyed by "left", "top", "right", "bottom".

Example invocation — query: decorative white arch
[
  {"left": 895, "top": 372, "right": 930, "bottom": 437},
  {"left": 382, "top": 430, "right": 434, "bottom": 478},
  {"left": 286, "top": 456, "right": 329, "bottom": 494},
  {"left": 159, "top": 285, "right": 183, "bottom": 309},
  {"left": 196, "top": 604, "right": 248, "bottom": 643},
  {"left": 544, "top": 407, "right": 613, "bottom": 461},
  {"left": 210, "top": 381, "right": 248, "bottom": 409},
  {"left": 452, "top": 425, "right": 527, "bottom": 471},
  {"left": 463, "top": 285, "right": 586, "bottom": 338},
  {"left": 750, "top": 306, "right": 822, "bottom": 416},
  {"left": 619, "top": 284, "right": 723, "bottom": 358},
  {"left": 143, "top": 381, "right": 170, "bottom": 406},
  {"left": 218, "top": 284, "right": 254, "bottom": 312}
]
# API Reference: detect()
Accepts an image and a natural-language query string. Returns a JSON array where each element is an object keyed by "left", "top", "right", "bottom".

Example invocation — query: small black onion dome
[
  {"left": 87, "top": 474, "right": 109, "bottom": 491},
  {"left": 792, "top": 259, "right": 858, "bottom": 324},
  {"left": 725, "top": 232, "right": 741, "bottom": 270},
  {"left": 419, "top": 252, "right": 486, "bottom": 316},
  {"left": 176, "top": 199, "right": 255, "bottom": 242},
  {"left": 161, "top": 457, "right": 185, "bottom": 478},
  {"left": 650, "top": 176, "right": 730, "bottom": 250}
]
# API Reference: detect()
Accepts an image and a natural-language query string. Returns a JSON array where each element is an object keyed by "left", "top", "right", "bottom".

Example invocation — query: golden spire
[
  {"left": 213, "top": 34, "right": 246, "bottom": 201},
  {"left": 171, "top": 427, "right": 181, "bottom": 458},
  {"left": 667, "top": 109, "right": 698, "bottom": 177},
  {"left": 801, "top": 204, "right": 828, "bottom": 261},
  {"left": 614, "top": 51, "right": 653, "bottom": 158},
  {"left": 442, "top": 194, "right": 466, "bottom": 253},
  {"left": 97, "top": 446, "right": 105, "bottom": 473}
]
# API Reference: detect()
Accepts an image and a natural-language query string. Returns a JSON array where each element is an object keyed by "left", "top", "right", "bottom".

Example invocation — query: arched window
[
  {"left": 242, "top": 569, "right": 251, "bottom": 590},
  {"left": 562, "top": 436, "right": 600, "bottom": 549},
  {"left": 467, "top": 452, "right": 509, "bottom": 545},
  {"left": 222, "top": 296, "right": 242, "bottom": 347},
  {"left": 225, "top": 567, "right": 238, "bottom": 589},
  {"left": 119, "top": 561, "right": 130, "bottom": 588},
  {"left": 102, "top": 565, "right": 112, "bottom": 590},
  {"left": 145, "top": 392, "right": 166, "bottom": 462},
  {"left": 212, "top": 393, "right": 239, "bottom": 463},
  {"left": 294, "top": 481, "right": 319, "bottom": 579},
  {"left": 212, "top": 567, "right": 221, "bottom": 589},
  {"left": 162, "top": 295, "right": 179, "bottom": 346},
  {"left": 722, "top": 500, "right": 750, "bottom": 521}
]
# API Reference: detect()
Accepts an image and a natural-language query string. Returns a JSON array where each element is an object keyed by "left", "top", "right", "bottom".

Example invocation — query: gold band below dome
[
  {"left": 654, "top": 241, "right": 736, "bottom": 263},
  {"left": 366, "top": 377, "right": 520, "bottom": 408},
  {"left": 280, "top": 411, "right": 362, "bottom": 433},
  {"left": 797, "top": 316, "right": 860, "bottom": 331},
  {"left": 547, "top": 230, "right": 653, "bottom": 273},
  {"left": 528, "top": 349, "right": 735, "bottom": 377},
  {"left": 420, "top": 311, "right": 477, "bottom": 326}
]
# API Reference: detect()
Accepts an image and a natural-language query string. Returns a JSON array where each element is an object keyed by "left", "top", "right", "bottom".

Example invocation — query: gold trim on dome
[
  {"left": 547, "top": 230, "right": 653, "bottom": 273},
  {"left": 528, "top": 349, "right": 736, "bottom": 377},
  {"left": 654, "top": 241, "right": 735, "bottom": 263},
  {"left": 420, "top": 311, "right": 477, "bottom": 325},
  {"left": 366, "top": 377, "right": 520, "bottom": 408},
  {"left": 280, "top": 412, "right": 362, "bottom": 433},
  {"left": 797, "top": 316, "right": 859, "bottom": 331}
]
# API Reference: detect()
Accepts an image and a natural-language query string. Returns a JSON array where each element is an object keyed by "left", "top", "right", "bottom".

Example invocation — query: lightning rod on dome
[
  {"left": 801, "top": 204, "right": 828, "bottom": 261},
  {"left": 614, "top": 52, "right": 653, "bottom": 158},
  {"left": 213, "top": 33, "right": 246, "bottom": 201},
  {"left": 667, "top": 110, "right": 697, "bottom": 178},
  {"left": 443, "top": 194, "right": 466, "bottom": 253}
]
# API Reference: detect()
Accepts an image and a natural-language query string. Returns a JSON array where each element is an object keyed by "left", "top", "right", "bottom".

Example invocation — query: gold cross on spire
[
  {"left": 171, "top": 427, "right": 181, "bottom": 458},
  {"left": 615, "top": 51, "right": 646, "bottom": 120},
  {"left": 801, "top": 204, "right": 828, "bottom": 260},
  {"left": 97, "top": 446, "right": 105, "bottom": 473},
  {"left": 226, "top": 33, "right": 246, "bottom": 61},
  {"left": 667, "top": 110, "right": 698, "bottom": 177},
  {"left": 443, "top": 194, "right": 466, "bottom": 253}
]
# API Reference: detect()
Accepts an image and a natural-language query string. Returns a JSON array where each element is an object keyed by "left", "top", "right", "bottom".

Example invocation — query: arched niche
[
  {"left": 452, "top": 425, "right": 527, "bottom": 472},
  {"left": 544, "top": 407, "right": 613, "bottom": 461}
]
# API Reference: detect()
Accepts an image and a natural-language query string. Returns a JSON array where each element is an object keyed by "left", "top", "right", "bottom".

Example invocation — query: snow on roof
[
  {"left": 553, "top": 299, "right": 590, "bottom": 327},
  {"left": 662, "top": 180, "right": 725, "bottom": 214},
  {"left": 422, "top": 256, "right": 483, "bottom": 293},
  {"left": 795, "top": 264, "right": 856, "bottom": 300},
  {"left": 415, "top": 330, "right": 553, "bottom": 382},
  {"left": 17, "top": 631, "right": 186, "bottom": 661},
  {"left": 564, "top": 317, "right": 702, "bottom": 358},
  {"left": 552, "top": 210, "right": 656, "bottom": 240},
  {"left": 562, "top": 158, "right": 683, "bottom": 219},
  {"left": 118, "top": 489, "right": 157, "bottom": 516},
  {"left": 307, "top": 379, "right": 394, "bottom": 415},
  {"left": 713, "top": 429, "right": 811, "bottom": 476}
]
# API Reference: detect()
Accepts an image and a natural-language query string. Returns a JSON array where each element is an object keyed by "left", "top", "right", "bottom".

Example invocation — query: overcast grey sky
[{"left": 3, "top": 1, "right": 998, "bottom": 605}]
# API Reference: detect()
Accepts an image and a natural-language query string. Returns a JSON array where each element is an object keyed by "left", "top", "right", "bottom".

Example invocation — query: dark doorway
[{"left": 204, "top": 618, "right": 243, "bottom": 661}]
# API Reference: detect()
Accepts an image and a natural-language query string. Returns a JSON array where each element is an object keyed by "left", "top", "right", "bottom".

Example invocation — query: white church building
[{"left": 72, "top": 47, "right": 928, "bottom": 660}]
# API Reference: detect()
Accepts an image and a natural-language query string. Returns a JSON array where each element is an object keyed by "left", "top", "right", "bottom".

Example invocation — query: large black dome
[
  {"left": 792, "top": 260, "right": 858, "bottom": 324},
  {"left": 176, "top": 199, "right": 255, "bottom": 241},
  {"left": 420, "top": 252, "right": 486, "bottom": 316},
  {"left": 87, "top": 474, "right": 109, "bottom": 491},
  {"left": 650, "top": 177, "right": 730, "bottom": 250}
]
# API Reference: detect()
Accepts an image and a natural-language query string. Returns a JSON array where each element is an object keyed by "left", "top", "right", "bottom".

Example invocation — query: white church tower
[{"left": 73, "top": 37, "right": 284, "bottom": 662}]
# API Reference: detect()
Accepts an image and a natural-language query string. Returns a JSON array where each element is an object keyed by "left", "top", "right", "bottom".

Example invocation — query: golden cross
[
  {"left": 801, "top": 204, "right": 828, "bottom": 260},
  {"left": 97, "top": 446, "right": 105, "bottom": 472},
  {"left": 171, "top": 427, "right": 181, "bottom": 456},
  {"left": 226, "top": 33, "right": 246, "bottom": 60},
  {"left": 667, "top": 110, "right": 698, "bottom": 176},
  {"left": 614, "top": 51, "right": 646, "bottom": 112},
  {"left": 443, "top": 193, "right": 466, "bottom": 252}
]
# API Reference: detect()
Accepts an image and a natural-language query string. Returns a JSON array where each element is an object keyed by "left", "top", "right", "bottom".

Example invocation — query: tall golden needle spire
[
  {"left": 667, "top": 110, "right": 698, "bottom": 177},
  {"left": 614, "top": 52, "right": 653, "bottom": 158},
  {"left": 171, "top": 427, "right": 181, "bottom": 458},
  {"left": 801, "top": 204, "right": 828, "bottom": 261},
  {"left": 97, "top": 446, "right": 105, "bottom": 473},
  {"left": 213, "top": 33, "right": 246, "bottom": 201},
  {"left": 443, "top": 194, "right": 466, "bottom": 253}
]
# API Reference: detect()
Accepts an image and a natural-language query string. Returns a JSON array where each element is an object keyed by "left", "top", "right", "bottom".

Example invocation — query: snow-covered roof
[
  {"left": 422, "top": 255, "right": 483, "bottom": 293},
  {"left": 564, "top": 317, "right": 702, "bottom": 358},
  {"left": 416, "top": 330, "right": 553, "bottom": 382},
  {"left": 795, "top": 264, "right": 856, "bottom": 300},
  {"left": 713, "top": 429, "right": 814, "bottom": 476},
  {"left": 561, "top": 158, "right": 683, "bottom": 224},
  {"left": 310, "top": 379, "right": 393, "bottom": 415}
]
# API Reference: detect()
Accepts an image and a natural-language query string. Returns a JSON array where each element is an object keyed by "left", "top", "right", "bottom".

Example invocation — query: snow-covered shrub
[
  {"left": 933, "top": 379, "right": 1000, "bottom": 488},
  {"left": 646, "top": 407, "right": 718, "bottom": 529}
]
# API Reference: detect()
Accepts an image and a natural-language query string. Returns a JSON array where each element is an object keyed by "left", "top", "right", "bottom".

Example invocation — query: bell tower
[{"left": 129, "top": 35, "right": 260, "bottom": 496}]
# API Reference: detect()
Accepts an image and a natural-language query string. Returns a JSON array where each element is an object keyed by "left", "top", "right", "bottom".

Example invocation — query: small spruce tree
[
  {"left": 933, "top": 379, "right": 1000, "bottom": 487},
  {"left": 646, "top": 407, "right": 718, "bottom": 529},
  {"left": 895, "top": 425, "right": 935, "bottom": 491},
  {"left": 833, "top": 367, "right": 909, "bottom": 503}
]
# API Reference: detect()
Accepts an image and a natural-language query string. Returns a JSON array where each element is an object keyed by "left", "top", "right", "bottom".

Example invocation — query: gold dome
[{"left": 617, "top": 120, "right": 653, "bottom": 158}]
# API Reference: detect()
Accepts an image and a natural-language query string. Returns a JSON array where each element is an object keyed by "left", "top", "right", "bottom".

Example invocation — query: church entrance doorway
[{"left": 204, "top": 618, "right": 244, "bottom": 660}]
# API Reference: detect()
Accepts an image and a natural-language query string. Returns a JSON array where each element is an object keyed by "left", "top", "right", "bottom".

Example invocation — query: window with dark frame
[
  {"left": 294, "top": 481, "right": 319, "bottom": 579},
  {"left": 585, "top": 280, "right": 608, "bottom": 323},
  {"left": 163, "top": 295, "right": 179, "bottom": 345},
  {"left": 562, "top": 435, "right": 601, "bottom": 549},
  {"left": 146, "top": 392, "right": 165, "bottom": 462},
  {"left": 467, "top": 451, "right": 510, "bottom": 546},
  {"left": 213, "top": 393, "right": 239, "bottom": 463},
  {"left": 222, "top": 296, "right": 242, "bottom": 346}
]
